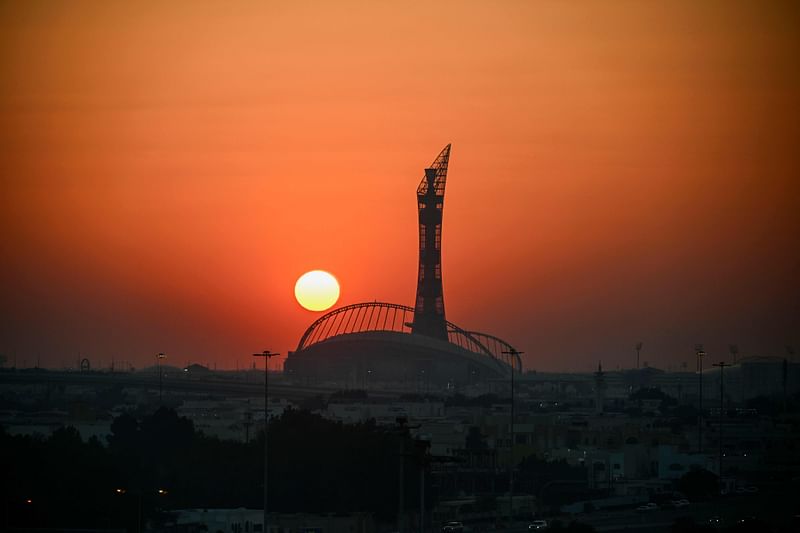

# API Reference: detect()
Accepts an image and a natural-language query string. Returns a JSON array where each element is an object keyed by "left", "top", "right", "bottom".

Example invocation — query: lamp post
[
  {"left": 157, "top": 353, "right": 166, "bottom": 405},
  {"left": 712, "top": 361, "right": 730, "bottom": 491},
  {"left": 729, "top": 344, "right": 742, "bottom": 406},
  {"left": 695, "top": 345, "right": 705, "bottom": 453},
  {"left": 502, "top": 349, "right": 523, "bottom": 527},
  {"left": 114, "top": 488, "right": 141, "bottom": 533},
  {"left": 253, "top": 350, "right": 280, "bottom": 533},
  {"left": 416, "top": 435, "right": 431, "bottom": 533}
]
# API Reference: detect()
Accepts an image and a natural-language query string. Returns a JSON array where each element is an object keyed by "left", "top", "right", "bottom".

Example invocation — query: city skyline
[{"left": 1, "top": 1, "right": 798, "bottom": 371}]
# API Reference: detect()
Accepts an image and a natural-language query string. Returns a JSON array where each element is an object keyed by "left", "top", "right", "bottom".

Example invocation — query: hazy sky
[{"left": 1, "top": 1, "right": 798, "bottom": 372}]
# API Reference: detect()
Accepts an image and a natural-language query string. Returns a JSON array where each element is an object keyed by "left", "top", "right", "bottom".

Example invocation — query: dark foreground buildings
[{"left": 285, "top": 146, "right": 521, "bottom": 387}]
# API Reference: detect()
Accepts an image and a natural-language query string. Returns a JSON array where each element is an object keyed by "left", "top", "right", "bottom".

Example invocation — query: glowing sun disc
[{"left": 295, "top": 270, "right": 340, "bottom": 311}]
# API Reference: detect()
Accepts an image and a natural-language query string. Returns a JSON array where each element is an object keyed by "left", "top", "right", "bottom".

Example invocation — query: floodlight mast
[
  {"left": 502, "top": 348, "right": 524, "bottom": 526},
  {"left": 253, "top": 350, "right": 280, "bottom": 533},
  {"left": 712, "top": 361, "right": 730, "bottom": 489},
  {"left": 412, "top": 144, "right": 451, "bottom": 340},
  {"left": 157, "top": 352, "right": 166, "bottom": 405},
  {"left": 635, "top": 342, "right": 643, "bottom": 370},
  {"left": 695, "top": 345, "right": 706, "bottom": 452}
]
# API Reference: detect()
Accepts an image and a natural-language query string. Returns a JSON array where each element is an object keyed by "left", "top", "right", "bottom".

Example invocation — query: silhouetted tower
[{"left": 412, "top": 144, "right": 451, "bottom": 340}]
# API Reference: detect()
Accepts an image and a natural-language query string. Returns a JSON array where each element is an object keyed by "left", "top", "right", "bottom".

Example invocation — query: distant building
[
  {"left": 184, "top": 363, "right": 212, "bottom": 375},
  {"left": 323, "top": 398, "right": 445, "bottom": 425},
  {"left": 594, "top": 362, "right": 606, "bottom": 414},
  {"left": 171, "top": 509, "right": 375, "bottom": 533},
  {"left": 656, "top": 445, "right": 715, "bottom": 479}
]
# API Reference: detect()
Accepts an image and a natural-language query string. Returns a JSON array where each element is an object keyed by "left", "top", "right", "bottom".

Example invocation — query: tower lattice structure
[{"left": 412, "top": 144, "right": 451, "bottom": 340}]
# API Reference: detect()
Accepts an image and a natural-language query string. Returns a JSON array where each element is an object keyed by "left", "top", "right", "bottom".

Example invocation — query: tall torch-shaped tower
[{"left": 412, "top": 144, "right": 451, "bottom": 340}]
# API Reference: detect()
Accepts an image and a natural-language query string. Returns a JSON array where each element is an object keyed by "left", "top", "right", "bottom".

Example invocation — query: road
[
  {"left": 0, "top": 369, "right": 408, "bottom": 402},
  {"left": 541, "top": 491, "right": 794, "bottom": 532}
]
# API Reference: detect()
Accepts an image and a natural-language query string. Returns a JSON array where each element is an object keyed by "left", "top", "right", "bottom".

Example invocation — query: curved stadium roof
[{"left": 295, "top": 301, "right": 521, "bottom": 374}]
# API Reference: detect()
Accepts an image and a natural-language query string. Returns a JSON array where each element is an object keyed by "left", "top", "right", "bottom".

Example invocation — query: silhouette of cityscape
[
  {"left": 2, "top": 2, "right": 799, "bottom": 533},
  {"left": 1, "top": 146, "right": 798, "bottom": 533}
]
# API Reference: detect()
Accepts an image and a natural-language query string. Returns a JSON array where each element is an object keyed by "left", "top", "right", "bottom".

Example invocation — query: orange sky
[{"left": 1, "top": 1, "right": 798, "bottom": 371}]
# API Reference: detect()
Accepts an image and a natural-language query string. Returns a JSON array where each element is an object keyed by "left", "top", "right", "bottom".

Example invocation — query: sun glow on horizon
[{"left": 294, "top": 270, "right": 340, "bottom": 312}]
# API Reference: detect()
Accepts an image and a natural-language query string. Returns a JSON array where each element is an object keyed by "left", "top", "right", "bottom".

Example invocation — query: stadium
[{"left": 284, "top": 145, "right": 521, "bottom": 388}]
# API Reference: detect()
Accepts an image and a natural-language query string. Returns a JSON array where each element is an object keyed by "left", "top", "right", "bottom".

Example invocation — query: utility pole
[
  {"left": 244, "top": 400, "right": 253, "bottom": 444},
  {"left": 712, "top": 361, "right": 730, "bottom": 493},
  {"left": 253, "top": 350, "right": 280, "bottom": 533},
  {"left": 417, "top": 437, "right": 430, "bottom": 533},
  {"left": 157, "top": 352, "right": 166, "bottom": 405},
  {"left": 395, "top": 417, "right": 409, "bottom": 533},
  {"left": 782, "top": 358, "right": 788, "bottom": 413},
  {"left": 398, "top": 437, "right": 405, "bottom": 533},
  {"left": 695, "top": 345, "right": 705, "bottom": 453},
  {"left": 635, "top": 341, "right": 643, "bottom": 370},
  {"left": 785, "top": 347, "right": 795, "bottom": 413},
  {"left": 502, "top": 349, "right": 523, "bottom": 527},
  {"left": 729, "top": 344, "right": 744, "bottom": 406}
]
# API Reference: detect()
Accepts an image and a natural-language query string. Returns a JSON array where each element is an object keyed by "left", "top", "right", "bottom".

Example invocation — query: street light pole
[
  {"left": 392, "top": 416, "right": 413, "bottom": 533},
  {"left": 114, "top": 488, "right": 141, "bottom": 533},
  {"left": 502, "top": 349, "right": 523, "bottom": 527},
  {"left": 253, "top": 350, "right": 280, "bottom": 533},
  {"left": 635, "top": 342, "right": 643, "bottom": 370},
  {"left": 712, "top": 361, "right": 730, "bottom": 491},
  {"left": 157, "top": 353, "right": 166, "bottom": 405},
  {"left": 695, "top": 345, "right": 705, "bottom": 453}
]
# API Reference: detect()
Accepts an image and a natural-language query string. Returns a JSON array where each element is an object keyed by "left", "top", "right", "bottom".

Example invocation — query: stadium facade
[{"left": 284, "top": 145, "right": 521, "bottom": 388}]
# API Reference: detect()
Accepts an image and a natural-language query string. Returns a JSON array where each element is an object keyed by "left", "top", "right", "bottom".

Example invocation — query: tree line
[{"left": 1, "top": 407, "right": 428, "bottom": 531}]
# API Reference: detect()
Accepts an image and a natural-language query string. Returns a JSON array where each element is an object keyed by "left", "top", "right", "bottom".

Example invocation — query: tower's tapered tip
[{"left": 430, "top": 144, "right": 451, "bottom": 168}]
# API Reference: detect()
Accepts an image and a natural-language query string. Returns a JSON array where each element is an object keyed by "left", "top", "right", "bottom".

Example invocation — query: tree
[
  {"left": 108, "top": 412, "right": 139, "bottom": 448},
  {"left": 677, "top": 468, "right": 718, "bottom": 501},
  {"left": 3, "top": 406, "right": 440, "bottom": 529}
]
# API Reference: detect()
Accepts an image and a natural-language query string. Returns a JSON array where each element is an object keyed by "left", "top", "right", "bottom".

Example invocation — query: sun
[{"left": 294, "top": 270, "right": 340, "bottom": 312}]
